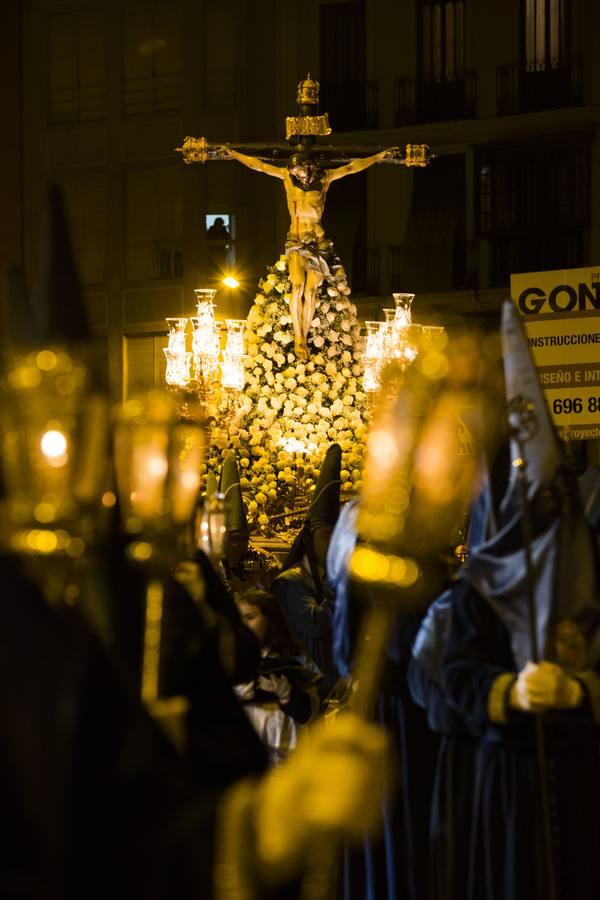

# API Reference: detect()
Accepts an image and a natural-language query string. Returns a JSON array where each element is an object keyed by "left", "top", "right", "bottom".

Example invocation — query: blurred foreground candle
[
  {"left": 112, "top": 388, "right": 206, "bottom": 730},
  {"left": 196, "top": 490, "right": 227, "bottom": 559},
  {"left": 0, "top": 345, "right": 109, "bottom": 556},
  {"left": 113, "top": 389, "right": 205, "bottom": 539}
]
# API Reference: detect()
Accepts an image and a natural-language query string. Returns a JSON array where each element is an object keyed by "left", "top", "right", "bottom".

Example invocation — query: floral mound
[{"left": 209, "top": 255, "right": 368, "bottom": 532}]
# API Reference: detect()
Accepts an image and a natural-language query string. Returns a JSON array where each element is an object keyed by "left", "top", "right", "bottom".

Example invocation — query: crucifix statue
[{"left": 176, "top": 75, "right": 432, "bottom": 360}]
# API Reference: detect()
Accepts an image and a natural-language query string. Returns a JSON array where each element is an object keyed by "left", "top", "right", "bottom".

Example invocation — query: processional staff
[{"left": 505, "top": 398, "right": 557, "bottom": 900}]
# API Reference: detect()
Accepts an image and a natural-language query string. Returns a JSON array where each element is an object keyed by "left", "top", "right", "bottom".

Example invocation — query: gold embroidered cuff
[
  {"left": 576, "top": 670, "right": 600, "bottom": 723},
  {"left": 487, "top": 673, "right": 517, "bottom": 724}
]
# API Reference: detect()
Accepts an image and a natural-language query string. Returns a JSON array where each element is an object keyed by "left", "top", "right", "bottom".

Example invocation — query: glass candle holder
[
  {"left": 364, "top": 321, "right": 383, "bottom": 360},
  {"left": 163, "top": 347, "right": 191, "bottom": 387},
  {"left": 224, "top": 319, "right": 246, "bottom": 357},
  {"left": 220, "top": 353, "right": 245, "bottom": 391},
  {"left": 193, "top": 287, "right": 218, "bottom": 311},
  {"left": 363, "top": 358, "right": 382, "bottom": 393},
  {"left": 392, "top": 293, "right": 415, "bottom": 330},
  {"left": 191, "top": 317, "right": 221, "bottom": 363}
]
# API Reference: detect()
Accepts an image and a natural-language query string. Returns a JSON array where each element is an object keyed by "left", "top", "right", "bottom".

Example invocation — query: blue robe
[
  {"left": 441, "top": 583, "right": 600, "bottom": 900},
  {"left": 271, "top": 564, "right": 337, "bottom": 694},
  {"left": 331, "top": 575, "right": 438, "bottom": 900},
  {"left": 408, "top": 583, "right": 481, "bottom": 900}
]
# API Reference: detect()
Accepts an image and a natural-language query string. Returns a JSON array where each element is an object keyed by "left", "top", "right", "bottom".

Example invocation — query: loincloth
[{"left": 285, "top": 235, "right": 348, "bottom": 295}]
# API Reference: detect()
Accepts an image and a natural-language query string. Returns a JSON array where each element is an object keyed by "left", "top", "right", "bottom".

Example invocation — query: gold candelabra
[
  {"left": 362, "top": 292, "right": 445, "bottom": 395},
  {"left": 163, "top": 288, "right": 246, "bottom": 424}
]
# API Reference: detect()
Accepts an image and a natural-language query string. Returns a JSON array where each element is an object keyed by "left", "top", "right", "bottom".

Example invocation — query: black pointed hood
[
  {"left": 306, "top": 442, "right": 342, "bottom": 531},
  {"left": 219, "top": 452, "right": 249, "bottom": 536},
  {"left": 35, "top": 183, "right": 90, "bottom": 344},
  {"left": 279, "top": 443, "right": 342, "bottom": 575},
  {"left": 205, "top": 470, "right": 218, "bottom": 498}
]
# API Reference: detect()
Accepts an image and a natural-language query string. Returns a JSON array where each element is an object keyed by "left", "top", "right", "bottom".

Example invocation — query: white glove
[
  {"left": 234, "top": 681, "right": 256, "bottom": 701},
  {"left": 258, "top": 673, "right": 292, "bottom": 705},
  {"left": 510, "top": 660, "right": 583, "bottom": 712}
]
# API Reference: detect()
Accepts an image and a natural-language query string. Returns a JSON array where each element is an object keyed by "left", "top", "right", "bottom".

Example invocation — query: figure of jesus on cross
[
  {"left": 217, "top": 144, "right": 398, "bottom": 359},
  {"left": 177, "top": 75, "right": 431, "bottom": 359}
]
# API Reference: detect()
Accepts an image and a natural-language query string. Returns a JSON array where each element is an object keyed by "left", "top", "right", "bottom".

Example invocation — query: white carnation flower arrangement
[{"left": 208, "top": 255, "right": 367, "bottom": 531}]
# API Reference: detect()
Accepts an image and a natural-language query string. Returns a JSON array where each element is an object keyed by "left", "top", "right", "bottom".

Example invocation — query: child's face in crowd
[{"left": 238, "top": 601, "right": 268, "bottom": 645}]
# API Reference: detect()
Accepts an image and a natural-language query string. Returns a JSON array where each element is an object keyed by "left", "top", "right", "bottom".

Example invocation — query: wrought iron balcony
[
  {"left": 125, "top": 241, "right": 184, "bottom": 281},
  {"left": 394, "top": 71, "right": 477, "bottom": 126},
  {"left": 385, "top": 240, "right": 478, "bottom": 293},
  {"left": 352, "top": 246, "right": 380, "bottom": 295},
  {"left": 453, "top": 239, "right": 480, "bottom": 290},
  {"left": 496, "top": 57, "right": 582, "bottom": 116},
  {"left": 366, "top": 247, "right": 381, "bottom": 295},
  {"left": 387, "top": 245, "right": 403, "bottom": 293},
  {"left": 488, "top": 232, "right": 583, "bottom": 288}
]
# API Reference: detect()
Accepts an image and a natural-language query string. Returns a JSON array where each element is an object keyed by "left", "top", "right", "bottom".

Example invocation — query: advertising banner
[{"left": 510, "top": 266, "right": 600, "bottom": 440}]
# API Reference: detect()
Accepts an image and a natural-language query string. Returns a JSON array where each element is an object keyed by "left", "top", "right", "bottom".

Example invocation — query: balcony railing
[
  {"left": 351, "top": 246, "right": 380, "bottom": 295},
  {"left": 496, "top": 57, "right": 582, "bottom": 115},
  {"left": 394, "top": 71, "right": 477, "bottom": 126},
  {"left": 384, "top": 239, "right": 478, "bottom": 293},
  {"left": 78, "top": 246, "right": 107, "bottom": 285},
  {"left": 366, "top": 247, "right": 381, "bottom": 295},
  {"left": 387, "top": 245, "right": 403, "bottom": 293},
  {"left": 488, "top": 232, "right": 583, "bottom": 288},
  {"left": 125, "top": 241, "right": 183, "bottom": 281},
  {"left": 453, "top": 239, "right": 480, "bottom": 290}
]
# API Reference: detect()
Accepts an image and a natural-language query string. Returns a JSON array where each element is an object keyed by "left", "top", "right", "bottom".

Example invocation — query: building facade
[{"left": 1, "top": 0, "right": 599, "bottom": 408}]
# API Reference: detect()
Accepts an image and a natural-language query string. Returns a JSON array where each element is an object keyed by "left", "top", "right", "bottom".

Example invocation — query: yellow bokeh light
[
  {"left": 223, "top": 275, "right": 239, "bottom": 288},
  {"left": 9, "top": 366, "right": 41, "bottom": 389},
  {"left": 350, "top": 546, "right": 385, "bottom": 582},
  {"left": 350, "top": 546, "right": 421, "bottom": 588},
  {"left": 36, "top": 350, "right": 57, "bottom": 371},
  {"left": 40, "top": 429, "right": 67, "bottom": 459},
  {"left": 130, "top": 541, "right": 153, "bottom": 561},
  {"left": 368, "top": 428, "right": 398, "bottom": 467},
  {"left": 55, "top": 530, "right": 70, "bottom": 550},
  {"left": 34, "top": 502, "right": 56, "bottom": 524},
  {"left": 146, "top": 454, "right": 168, "bottom": 478},
  {"left": 33, "top": 530, "right": 58, "bottom": 554},
  {"left": 419, "top": 350, "right": 449, "bottom": 381},
  {"left": 179, "top": 470, "right": 201, "bottom": 491},
  {"left": 66, "top": 537, "right": 86, "bottom": 558}
]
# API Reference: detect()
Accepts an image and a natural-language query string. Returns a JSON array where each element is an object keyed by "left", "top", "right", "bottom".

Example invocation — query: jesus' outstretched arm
[
  {"left": 325, "top": 148, "right": 400, "bottom": 183},
  {"left": 218, "top": 146, "right": 285, "bottom": 179}
]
